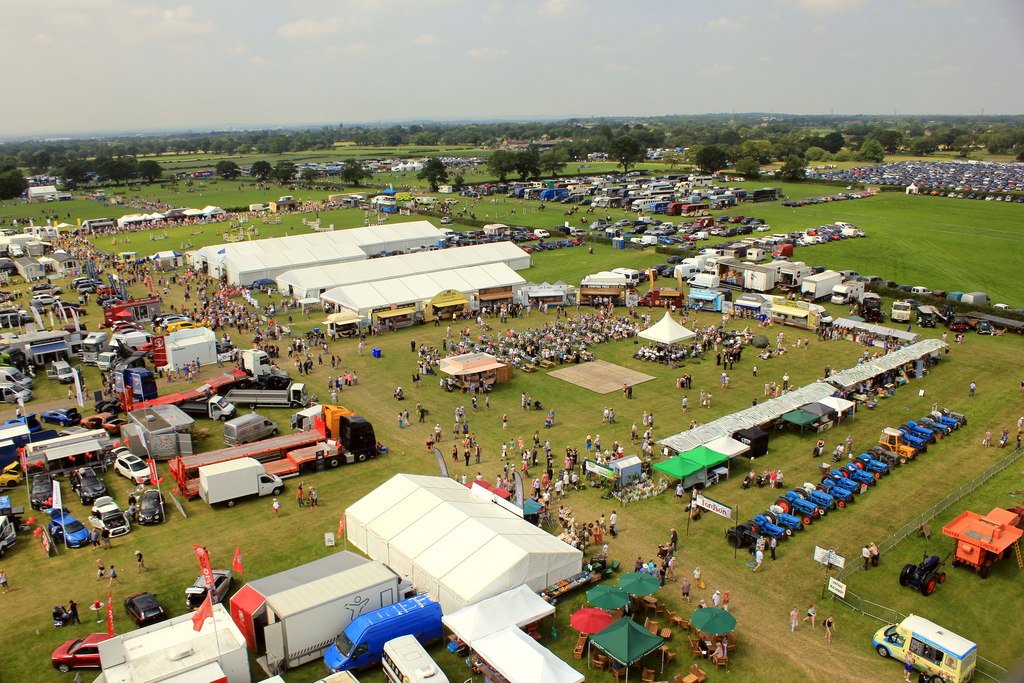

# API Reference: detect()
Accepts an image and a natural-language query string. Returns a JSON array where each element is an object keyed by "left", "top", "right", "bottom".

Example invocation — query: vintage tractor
[
  {"left": 931, "top": 408, "right": 966, "bottom": 429},
  {"left": 901, "top": 421, "right": 938, "bottom": 443},
  {"left": 775, "top": 490, "right": 825, "bottom": 525},
  {"left": 799, "top": 483, "right": 839, "bottom": 510},
  {"left": 879, "top": 427, "right": 920, "bottom": 461},
  {"left": 896, "top": 427, "right": 929, "bottom": 452},
  {"left": 816, "top": 478, "right": 856, "bottom": 505},
  {"left": 821, "top": 472, "right": 860, "bottom": 498},
  {"left": 749, "top": 513, "right": 791, "bottom": 539},
  {"left": 763, "top": 507, "right": 804, "bottom": 532},
  {"left": 942, "top": 506, "right": 1024, "bottom": 578},
  {"left": 839, "top": 464, "right": 877, "bottom": 486},
  {"left": 724, "top": 523, "right": 760, "bottom": 549},
  {"left": 898, "top": 554, "right": 947, "bottom": 595},
  {"left": 866, "top": 445, "right": 903, "bottom": 468},
  {"left": 917, "top": 415, "right": 952, "bottom": 437},
  {"left": 853, "top": 453, "right": 890, "bottom": 477}
]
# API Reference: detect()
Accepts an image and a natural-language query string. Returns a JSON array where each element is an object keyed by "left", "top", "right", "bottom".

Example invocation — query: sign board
[
  {"left": 694, "top": 494, "right": 733, "bottom": 520},
  {"left": 584, "top": 459, "right": 615, "bottom": 479},
  {"left": 0, "top": 495, "right": 10, "bottom": 510},
  {"left": 40, "top": 528, "right": 52, "bottom": 557},
  {"left": 814, "top": 546, "right": 846, "bottom": 569},
  {"left": 827, "top": 577, "right": 847, "bottom": 599},
  {"left": 324, "top": 532, "right": 336, "bottom": 547}
]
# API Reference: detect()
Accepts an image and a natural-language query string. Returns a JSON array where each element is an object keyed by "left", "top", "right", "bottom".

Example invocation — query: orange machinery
[{"left": 942, "top": 506, "right": 1024, "bottom": 578}]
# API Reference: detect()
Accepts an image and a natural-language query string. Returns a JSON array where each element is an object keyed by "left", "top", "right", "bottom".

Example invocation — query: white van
[
  {"left": 0, "top": 366, "right": 33, "bottom": 388},
  {"left": 611, "top": 268, "right": 642, "bottom": 286},
  {"left": 673, "top": 263, "right": 699, "bottom": 281},
  {"left": 222, "top": 413, "right": 278, "bottom": 446},
  {"left": 533, "top": 229, "right": 550, "bottom": 239},
  {"left": 46, "top": 360, "right": 78, "bottom": 384},
  {"left": 381, "top": 635, "right": 449, "bottom": 683},
  {"left": 689, "top": 274, "right": 720, "bottom": 290},
  {"left": 910, "top": 286, "right": 930, "bottom": 295}
]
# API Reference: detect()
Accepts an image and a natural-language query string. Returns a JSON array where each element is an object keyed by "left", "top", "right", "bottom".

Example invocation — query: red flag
[
  {"left": 338, "top": 517, "right": 345, "bottom": 539},
  {"left": 232, "top": 546, "right": 244, "bottom": 575},
  {"left": 106, "top": 591, "right": 115, "bottom": 637},
  {"left": 191, "top": 591, "right": 213, "bottom": 632}
]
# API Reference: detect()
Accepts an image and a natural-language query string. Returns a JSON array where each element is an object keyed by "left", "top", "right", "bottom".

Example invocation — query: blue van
[{"left": 323, "top": 593, "right": 443, "bottom": 673}]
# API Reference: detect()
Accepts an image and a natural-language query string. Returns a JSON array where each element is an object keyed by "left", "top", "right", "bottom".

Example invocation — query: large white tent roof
[
  {"left": 279, "top": 242, "right": 531, "bottom": 297},
  {"left": 345, "top": 474, "right": 582, "bottom": 613},
  {"left": 638, "top": 311, "right": 696, "bottom": 344},
  {"left": 442, "top": 585, "right": 555, "bottom": 646},
  {"left": 472, "top": 627, "right": 585, "bottom": 683},
  {"left": 324, "top": 264, "right": 525, "bottom": 314}
]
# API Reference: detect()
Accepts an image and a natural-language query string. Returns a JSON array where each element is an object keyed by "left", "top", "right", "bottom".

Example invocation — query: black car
[
  {"left": 137, "top": 489, "right": 165, "bottom": 525},
  {"left": 124, "top": 593, "right": 168, "bottom": 626},
  {"left": 70, "top": 467, "right": 107, "bottom": 505},
  {"left": 31, "top": 473, "right": 53, "bottom": 510}
]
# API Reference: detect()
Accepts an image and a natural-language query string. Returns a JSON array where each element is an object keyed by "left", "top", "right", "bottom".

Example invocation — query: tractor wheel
[
  {"left": 763, "top": 511, "right": 777, "bottom": 524},
  {"left": 899, "top": 456, "right": 908, "bottom": 465},
  {"left": 853, "top": 461, "right": 866, "bottom": 470},
  {"left": 791, "top": 489, "right": 808, "bottom": 500},
  {"left": 815, "top": 507, "right": 825, "bottom": 518},
  {"left": 748, "top": 522, "right": 759, "bottom": 534},
  {"left": 836, "top": 499, "right": 847, "bottom": 508},
  {"left": 795, "top": 520, "right": 804, "bottom": 531},
  {"left": 874, "top": 471, "right": 882, "bottom": 479},
  {"left": 979, "top": 564, "right": 991, "bottom": 579},
  {"left": 938, "top": 572, "right": 946, "bottom": 584},
  {"left": 802, "top": 515, "right": 813, "bottom": 526},
  {"left": 775, "top": 499, "right": 791, "bottom": 514},
  {"left": 783, "top": 528, "right": 793, "bottom": 537},
  {"left": 725, "top": 529, "right": 744, "bottom": 548},
  {"left": 899, "top": 564, "right": 914, "bottom": 587},
  {"left": 921, "top": 576, "right": 937, "bottom": 596}
]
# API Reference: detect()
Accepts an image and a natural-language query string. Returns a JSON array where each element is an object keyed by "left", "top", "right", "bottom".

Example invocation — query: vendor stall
[
  {"left": 472, "top": 626, "right": 585, "bottom": 683},
  {"left": 425, "top": 289, "right": 470, "bottom": 321},
  {"left": 439, "top": 352, "right": 512, "bottom": 392},
  {"left": 688, "top": 288, "right": 725, "bottom": 312},
  {"left": 818, "top": 395, "right": 856, "bottom": 421},
  {"left": 733, "top": 293, "right": 769, "bottom": 319},
  {"left": 442, "top": 585, "right": 554, "bottom": 647},
  {"left": 579, "top": 272, "right": 629, "bottom": 305},
  {"left": 324, "top": 311, "right": 362, "bottom": 338},
  {"left": 732, "top": 426, "right": 770, "bottom": 458},
  {"left": 610, "top": 455, "right": 643, "bottom": 487},
  {"left": 769, "top": 300, "right": 821, "bottom": 330},
  {"left": 522, "top": 281, "right": 575, "bottom": 306}
]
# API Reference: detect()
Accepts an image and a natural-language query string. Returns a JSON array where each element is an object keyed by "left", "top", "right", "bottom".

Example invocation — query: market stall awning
[
  {"left": 442, "top": 585, "right": 554, "bottom": 646},
  {"left": 689, "top": 290, "right": 720, "bottom": 300},
  {"left": 771, "top": 305, "right": 809, "bottom": 318},
  {"left": 818, "top": 396, "right": 855, "bottom": 419},
  {"left": 374, "top": 306, "right": 416, "bottom": 319},
  {"left": 781, "top": 410, "right": 818, "bottom": 426},
  {"left": 589, "top": 617, "right": 664, "bottom": 666},
  {"left": 473, "top": 626, "right": 585, "bottom": 683},
  {"left": 702, "top": 436, "right": 750, "bottom": 459},
  {"left": 324, "top": 311, "right": 360, "bottom": 326},
  {"left": 653, "top": 455, "right": 705, "bottom": 480}
]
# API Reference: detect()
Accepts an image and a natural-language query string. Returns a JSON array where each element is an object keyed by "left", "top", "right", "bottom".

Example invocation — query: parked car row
[
  {"left": 815, "top": 159, "right": 1024, "bottom": 194},
  {"left": 781, "top": 191, "right": 875, "bottom": 207}
]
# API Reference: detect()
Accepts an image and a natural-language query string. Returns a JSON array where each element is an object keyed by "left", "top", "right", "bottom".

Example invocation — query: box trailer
[
  {"left": 778, "top": 262, "right": 811, "bottom": 290},
  {"left": 801, "top": 270, "right": 843, "bottom": 302},
  {"left": 831, "top": 280, "right": 866, "bottom": 305},
  {"left": 230, "top": 551, "right": 413, "bottom": 672},
  {"left": 198, "top": 457, "right": 284, "bottom": 507},
  {"left": 224, "top": 383, "right": 307, "bottom": 409}
]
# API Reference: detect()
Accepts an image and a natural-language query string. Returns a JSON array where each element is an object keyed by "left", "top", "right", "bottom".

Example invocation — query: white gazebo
[{"left": 638, "top": 311, "right": 695, "bottom": 344}]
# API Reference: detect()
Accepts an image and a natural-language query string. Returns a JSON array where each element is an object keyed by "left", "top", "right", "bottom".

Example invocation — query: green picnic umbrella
[
  {"left": 587, "top": 585, "right": 630, "bottom": 610},
  {"left": 690, "top": 607, "right": 737, "bottom": 635},
  {"left": 618, "top": 571, "right": 661, "bottom": 596}
]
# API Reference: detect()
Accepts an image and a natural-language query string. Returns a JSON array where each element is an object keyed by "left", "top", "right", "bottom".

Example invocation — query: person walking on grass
[
  {"left": 790, "top": 607, "right": 800, "bottom": 633},
  {"left": 0, "top": 568, "right": 8, "bottom": 593},
  {"left": 803, "top": 603, "right": 816, "bottom": 628},
  {"left": 824, "top": 614, "right": 836, "bottom": 643},
  {"left": 272, "top": 498, "right": 281, "bottom": 517},
  {"left": 107, "top": 565, "right": 118, "bottom": 587},
  {"left": 135, "top": 550, "right": 146, "bottom": 572}
]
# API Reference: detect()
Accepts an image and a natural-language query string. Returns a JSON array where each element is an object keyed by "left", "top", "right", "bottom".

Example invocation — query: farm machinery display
[
  {"left": 878, "top": 427, "right": 921, "bottom": 462},
  {"left": 898, "top": 554, "right": 947, "bottom": 596},
  {"left": 774, "top": 490, "right": 826, "bottom": 525},
  {"left": 942, "top": 505, "right": 1024, "bottom": 578}
]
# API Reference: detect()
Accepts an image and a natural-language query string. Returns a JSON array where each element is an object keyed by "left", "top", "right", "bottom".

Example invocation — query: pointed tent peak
[{"left": 638, "top": 311, "right": 696, "bottom": 345}]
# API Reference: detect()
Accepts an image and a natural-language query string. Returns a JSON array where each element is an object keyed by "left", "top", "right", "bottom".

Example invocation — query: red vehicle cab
[{"left": 51, "top": 633, "right": 114, "bottom": 672}]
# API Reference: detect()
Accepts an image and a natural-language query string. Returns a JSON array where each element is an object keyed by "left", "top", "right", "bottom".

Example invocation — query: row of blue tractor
[{"left": 725, "top": 408, "right": 965, "bottom": 550}]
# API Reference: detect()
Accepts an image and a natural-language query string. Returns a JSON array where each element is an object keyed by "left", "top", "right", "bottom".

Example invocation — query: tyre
[
  {"left": 725, "top": 529, "right": 744, "bottom": 548},
  {"left": 899, "top": 456, "right": 908, "bottom": 465},
  {"left": 837, "top": 499, "right": 847, "bottom": 508},
  {"left": 226, "top": 500, "right": 236, "bottom": 508},
  {"left": 271, "top": 429, "right": 278, "bottom": 437},
  {"left": 853, "top": 461, "right": 865, "bottom": 470},
  {"left": 783, "top": 528, "right": 793, "bottom": 537},
  {"left": 873, "top": 471, "right": 882, "bottom": 479},
  {"left": 979, "top": 564, "right": 991, "bottom": 579},
  {"left": 938, "top": 572, "right": 946, "bottom": 584},
  {"left": 328, "top": 457, "right": 340, "bottom": 468},
  {"left": 795, "top": 520, "right": 804, "bottom": 531},
  {"left": 922, "top": 576, "right": 937, "bottom": 595},
  {"left": 791, "top": 489, "right": 808, "bottom": 500},
  {"left": 899, "top": 564, "right": 914, "bottom": 586},
  {"left": 763, "top": 511, "right": 777, "bottom": 525},
  {"left": 57, "top": 664, "right": 71, "bottom": 673},
  {"left": 357, "top": 453, "right": 367, "bottom": 462},
  {"left": 815, "top": 507, "right": 825, "bottom": 518},
  {"left": 876, "top": 644, "right": 890, "bottom": 658},
  {"left": 271, "top": 487, "right": 282, "bottom": 496},
  {"left": 775, "top": 499, "right": 791, "bottom": 514},
  {"left": 802, "top": 515, "right": 813, "bottom": 526}
]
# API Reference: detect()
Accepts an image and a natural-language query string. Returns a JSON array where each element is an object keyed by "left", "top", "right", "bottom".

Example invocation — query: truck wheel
[
  {"left": 876, "top": 645, "right": 890, "bottom": 658},
  {"left": 357, "top": 453, "right": 367, "bottom": 462},
  {"left": 226, "top": 500, "right": 236, "bottom": 508},
  {"left": 979, "top": 564, "right": 991, "bottom": 579},
  {"left": 270, "top": 429, "right": 278, "bottom": 437},
  {"left": 328, "top": 458, "right": 340, "bottom": 468},
  {"left": 219, "top": 415, "right": 229, "bottom": 421},
  {"left": 271, "top": 487, "right": 282, "bottom": 496},
  {"left": 921, "top": 576, "right": 937, "bottom": 595}
]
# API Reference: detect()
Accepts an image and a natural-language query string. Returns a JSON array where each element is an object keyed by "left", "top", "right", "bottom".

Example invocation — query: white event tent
[
  {"left": 472, "top": 627, "right": 585, "bottom": 683},
  {"left": 638, "top": 312, "right": 696, "bottom": 344},
  {"left": 442, "top": 585, "right": 555, "bottom": 646},
  {"left": 345, "top": 474, "right": 582, "bottom": 614}
]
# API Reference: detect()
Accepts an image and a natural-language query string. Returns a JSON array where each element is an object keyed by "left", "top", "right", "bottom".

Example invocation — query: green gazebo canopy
[
  {"left": 589, "top": 616, "right": 665, "bottom": 666},
  {"left": 653, "top": 445, "right": 729, "bottom": 480},
  {"left": 781, "top": 409, "right": 819, "bottom": 436}
]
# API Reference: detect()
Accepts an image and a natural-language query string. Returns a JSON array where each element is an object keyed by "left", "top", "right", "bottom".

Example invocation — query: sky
[{"left": 4, "top": 0, "right": 1024, "bottom": 136}]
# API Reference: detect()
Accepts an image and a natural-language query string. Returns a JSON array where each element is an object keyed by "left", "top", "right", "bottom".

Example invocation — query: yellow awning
[
  {"left": 430, "top": 291, "right": 469, "bottom": 307},
  {"left": 771, "top": 305, "right": 810, "bottom": 318},
  {"left": 375, "top": 306, "right": 416, "bottom": 319}
]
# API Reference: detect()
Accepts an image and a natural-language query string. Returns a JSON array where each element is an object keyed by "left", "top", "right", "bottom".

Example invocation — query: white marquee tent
[
  {"left": 345, "top": 474, "right": 582, "bottom": 613},
  {"left": 279, "top": 242, "right": 531, "bottom": 299},
  {"left": 442, "top": 585, "right": 555, "bottom": 646},
  {"left": 638, "top": 312, "right": 696, "bottom": 344},
  {"left": 472, "top": 627, "right": 585, "bottom": 683}
]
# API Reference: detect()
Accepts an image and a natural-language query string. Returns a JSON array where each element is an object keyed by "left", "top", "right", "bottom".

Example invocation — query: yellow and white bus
[
  {"left": 381, "top": 635, "right": 448, "bottom": 683},
  {"left": 872, "top": 614, "right": 977, "bottom": 683}
]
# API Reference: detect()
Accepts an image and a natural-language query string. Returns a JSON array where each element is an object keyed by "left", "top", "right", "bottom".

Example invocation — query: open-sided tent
[
  {"left": 653, "top": 445, "right": 729, "bottom": 488},
  {"left": 589, "top": 617, "right": 664, "bottom": 671},
  {"left": 781, "top": 409, "right": 819, "bottom": 436},
  {"left": 800, "top": 402, "right": 837, "bottom": 421},
  {"left": 442, "top": 585, "right": 554, "bottom": 646},
  {"left": 638, "top": 312, "right": 695, "bottom": 345},
  {"left": 818, "top": 395, "right": 856, "bottom": 421},
  {"left": 703, "top": 435, "right": 750, "bottom": 461},
  {"left": 472, "top": 626, "right": 585, "bottom": 683}
]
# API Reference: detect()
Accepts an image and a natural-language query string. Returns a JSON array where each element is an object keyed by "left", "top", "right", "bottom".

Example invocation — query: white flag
[
  {"left": 73, "top": 367, "right": 85, "bottom": 408},
  {"left": 30, "top": 305, "right": 44, "bottom": 329},
  {"left": 47, "top": 309, "right": 55, "bottom": 329},
  {"left": 51, "top": 479, "right": 62, "bottom": 512}
]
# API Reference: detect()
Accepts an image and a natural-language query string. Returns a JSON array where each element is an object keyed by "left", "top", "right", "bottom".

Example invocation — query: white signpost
[
  {"left": 814, "top": 546, "right": 846, "bottom": 569},
  {"left": 827, "top": 577, "right": 847, "bottom": 599}
]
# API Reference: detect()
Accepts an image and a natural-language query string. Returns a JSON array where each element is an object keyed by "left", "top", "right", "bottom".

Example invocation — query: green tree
[
  {"left": 734, "top": 157, "right": 761, "bottom": 179},
  {"left": 539, "top": 149, "right": 568, "bottom": 177},
  {"left": 693, "top": 144, "right": 729, "bottom": 174},
  {"left": 513, "top": 149, "right": 541, "bottom": 181},
  {"left": 821, "top": 132, "right": 845, "bottom": 154},
  {"left": 662, "top": 151, "right": 684, "bottom": 169},
  {"left": 909, "top": 138, "right": 938, "bottom": 156},
  {"left": 299, "top": 168, "right": 319, "bottom": 183},
  {"left": 608, "top": 136, "right": 645, "bottom": 173},
  {"left": 340, "top": 160, "right": 372, "bottom": 186},
  {"left": 0, "top": 169, "right": 28, "bottom": 200},
  {"left": 58, "top": 162, "right": 90, "bottom": 189},
  {"left": 250, "top": 161, "right": 272, "bottom": 180},
  {"left": 803, "top": 146, "right": 828, "bottom": 162},
  {"left": 99, "top": 157, "right": 137, "bottom": 185},
  {"left": 137, "top": 160, "right": 163, "bottom": 183},
  {"left": 417, "top": 158, "right": 449, "bottom": 192},
  {"left": 271, "top": 161, "right": 296, "bottom": 184},
  {"left": 859, "top": 139, "right": 885, "bottom": 163},
  {"left": 452, "top": 174, "right": 465, "bottom": 190},
  {"left": 486, "top": 150, "right": 517, "bottom": 182},
  {"left": 777, "top": 156, "right": 806, "bottom": 182},
  {"left": 216, "top": 160, "right": 241, "bottom": 179}
]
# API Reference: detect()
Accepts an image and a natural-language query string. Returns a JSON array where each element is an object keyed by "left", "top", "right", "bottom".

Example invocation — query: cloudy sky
[{"left": 4, "top": 0, "right": 1023, "bottom": 135}]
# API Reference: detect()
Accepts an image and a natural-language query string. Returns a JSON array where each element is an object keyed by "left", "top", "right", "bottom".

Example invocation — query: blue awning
[
  {"left": 30, "top": 341, "right": 67, "bottom": 355},
  {"left": 689, "top": 290, "right": 720, "bottom": 300}
]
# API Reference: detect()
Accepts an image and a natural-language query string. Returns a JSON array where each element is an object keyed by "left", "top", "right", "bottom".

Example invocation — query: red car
[{"left": 51, "top": 633, "right": 115, "bottom": 672}]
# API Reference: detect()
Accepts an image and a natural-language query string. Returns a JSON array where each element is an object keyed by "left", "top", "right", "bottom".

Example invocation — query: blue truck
[{"left": 323, "top": 593, "right": 443, "bottom": 673}]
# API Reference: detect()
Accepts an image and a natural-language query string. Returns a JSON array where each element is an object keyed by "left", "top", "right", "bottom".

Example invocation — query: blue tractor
[
  {"left": 764, "top": 506, "right": 804, "bottom": 532},
  {"left": 853, "top": 453, "right": 890, "bottom": 477},
  {"left": 917, "top": 415, "right": 952, "bottom": 436},
  {"left": 840, "top": 464, "right": 877, "bottom": 486},
  {"left": 928, "top": 409, "right": 964, "bottom": 430},
  {"left": 774, "top": 490, "right": 825, "bottom": 525},
  {"left": 898, "top": 554, "right": 947, "bottom": 596},
  {"left": 749, "top": 514, "right": 791, "bottom": 540},
  {"left": 817, "top": 477, "right": 856, "bottom": 505},
  {"left": 822, "top": 470, "right": 863, "bottom": 496},
  {"left": 901, "top": 421, "right": 938, "bottom": 444},
  {"left": 798, "top": 483, "right": 839, "bottom": 510},
  {"left": 866, "top": 445, "right": 904, "bottom": 468},
  {"left": 937, "top": 408, "right": 967, "bottom": 427},
  {"left": 897, "top": 427, "right": 929, "bottom": 452}
]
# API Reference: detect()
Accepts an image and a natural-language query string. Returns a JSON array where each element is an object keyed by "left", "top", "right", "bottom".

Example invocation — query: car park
[
  {"left": 51, "top": 633, "right": 114, "bottom": 673},
  {"left": 49, "top": 509, "right": 91, "bottom": 547},
  {"left": 41, "top": 407, "right": 82, "bottom": 427},
  {"left": 114, "top": 452, "right": 151, "bottom": 485},
  {"left": 70, "top": 467, "right": 107, "bottom": 505},
  {"left": 185, "top": 570, "right": 234, "bottom": 610},
  {"left": 124, "top": 592, "right": 168, "bottom": 626},
  {"left": 137, "top": 489, "right": 165, "bottom": 525},
  {"left": 89, "top": 496, "right": 131, "bottom": 537}
]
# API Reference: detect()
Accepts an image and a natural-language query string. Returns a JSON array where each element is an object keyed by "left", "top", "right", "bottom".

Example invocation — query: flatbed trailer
[
  {"left": 132, "top": 369, "right": 248, "bottom": 411},
  {"left": 169, "top": 426, "right": 326, "bottom": 499}
]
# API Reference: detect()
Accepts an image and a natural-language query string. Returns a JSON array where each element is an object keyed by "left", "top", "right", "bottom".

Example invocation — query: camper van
[
  {"left": 873, "top": 615, "right": 976, "bottom": 683},
  {"left": 611, "top": 268, "right": 642, "bottom": 287},
  {"left": 381, "top": 635, "right": 449, "bottom": 683},
  {"left": 222, "top": 413, "right": 278, "bottom": 446}
]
